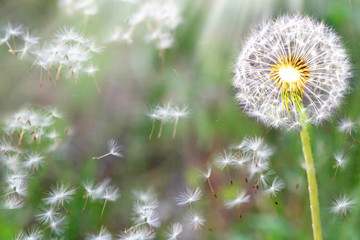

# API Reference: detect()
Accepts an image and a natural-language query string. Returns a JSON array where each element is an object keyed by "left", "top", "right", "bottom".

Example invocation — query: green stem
[{"left": 298, "top": 107, "right": 323, "bottom": 240}]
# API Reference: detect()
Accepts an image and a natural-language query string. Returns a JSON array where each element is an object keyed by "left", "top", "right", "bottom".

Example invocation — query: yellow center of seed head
[
  {"left": 269, "top": 54, "right": 311, "bottom": 113},
  {"left": 278, "top": 65, "right": 301, "bottom": 83}
]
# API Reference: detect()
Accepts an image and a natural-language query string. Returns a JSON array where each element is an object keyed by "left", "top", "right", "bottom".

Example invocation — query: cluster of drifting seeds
[
  {"left": 1, "top": 106, "right": 68, "bottom": 209},
  {"left": 214, "top": 137, "right": 285, "bottom": 204},
  {"left": 147, "top": 103, "right": 191, "bottom": 139},
  {"left": 11, "top": 139, "right": 123, "bottom": 238},
  {"left": 107, "top": 0, "right": 183, "bottom": 51},
  {"left": 58, "top": 0, "right": 183, "bottom": 52},
  {"left": 0, "top": 23, "right": 102, "bottom": 89}
]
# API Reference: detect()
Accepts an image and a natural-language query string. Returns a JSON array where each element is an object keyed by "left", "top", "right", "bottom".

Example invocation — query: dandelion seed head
[{"left": 234, "top": 14, "right": 351, "bottom": 129}]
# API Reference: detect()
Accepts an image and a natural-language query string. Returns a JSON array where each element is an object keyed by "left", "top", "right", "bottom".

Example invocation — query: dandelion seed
[
  {"left": 5, "top": 172, "right": 28, "bottom": 197},
  {"left": 164, "top": 222, "right": 183, "bottom": 240},
  {"left": 85, "top": 63, "right": 101, "bottom": 93},
  {"left": 14, "top": 227, "right": 41, "bottom": 240},
  {"left": 257, "top": 170, "right": 274, "bottom": 188},
  {"left": 43, "top": 182, "right": 76, "bottom": 215},
  {"left": 331, "top": 151, "right": 348, "bottom": 182},
  {"left": 93, "top": 139, "right": 123, "bottom": 160},
  {"left": 234, "top": 15, "right": 351, "bottom": 129},
  {"left": 169, "top": 106, "right": 190, "bottom": 139},
  {"left": 82, "top": 181, "right": 96, "bottom": 214},
  {"left": 3, "top": 194, "right": 24, "bottom": 209},
  {"left": 175, "top": 187, "right": 202, "bottom": 207},
  {"left": 231, "top": 154, "right": 250, "bottom": 169},
  {"left": 264, "top": 177, "right": 285, "bottom": 197},
  {"left": 155, "top": 104, "right": 172, "bottom": 139},
  {"left": 36, "top": 206, "right": 59, "bottom": 224},
  {"left": 118, "top": 227, "right": 155, "bottom": 240},
  {"left": 85, "top": 226, "right": 112, "bottom": 240},
  {"left": 241, "top": 137, "right": 273, "bottom": 161},
  {"left": 100, "top": 186, "right": 120, "bottom": 220},
  {"left": 147, "top": 106, "right": 163, "bottom": 140},
  {"left": 224, "top": 191, "right": 250, "bottom": 209},
  {"left": 39, "top": 216, "right": 66, "bottom": 235},
  {"left": 331, "top": 195, "right": 356, "bottom": 216},
  {"left": 23, "top": 153, "right": 44, "bottom": 171},
  {"left": 214, "top": 150, "right": 237, "bottom": 185},
  {"left": 185, "top": 211, "right": 205, "bottom": 231},
  {"left": 338, "top": 118, "right": 359, "bottom": 144},
  {"left": 199, "top": 164, "right": 217, "bottom": 198},
  {"left": 133, "top": 187, "right": 158, "bottom": 203}
]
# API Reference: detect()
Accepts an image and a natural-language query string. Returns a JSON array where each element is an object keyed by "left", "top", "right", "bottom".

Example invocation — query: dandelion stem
[
  {"left": 125, "top": 222, "right": 146, "bottom": 233},
  {"left": 55, "top": 64, "right": 63, "bottom": 85},
  {"left": 39, "top": 67, "right": 43, "bottom": 87},
  {"left": 207, "top": 178, "right": 217, "bottom": 199},
  {"left": 299, "top": 106, "right": 323, "bottom": 240},
  {"left": 172, "top": 118, "right": 179, "bottom": 139},
  {"left": 61, "top": 201, "right": 71, "bottom": 216},
  {"left": 101, "top": 199, "right": 107, "bottom": 220},
  {"left": 17, "top": 129, "right": 25, "bottom": 147},
  {"left": 82, "top": 194, "right": 89, "bottom": 214},
  {"left": 347, "top": 131, "right": 359, "bottom": 144},
  {"left": 330, "top": 165, "right": 339, "bottom": 183},
  {"left": 157, "top": 121, "right": 163, "bottom": 139},
  {"left": 92, "top": 152, "right": 111, "bottom": 160},
  {"left": 226, "top": 165, "right": 233, "bottom": 186},
  {"left": 92, "top": 76, "right": 101, "bottom": 94},
  {"left": 38, "top": 224, "right": 51, "bottom": 234},
  {"left": 149, "top": 119, "right": 155, "bottom": 140}
]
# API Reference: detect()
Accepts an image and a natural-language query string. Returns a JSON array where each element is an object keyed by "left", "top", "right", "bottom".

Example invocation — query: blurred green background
[{"left": 0, "top": 0, "right": 360, "bottom": 239}]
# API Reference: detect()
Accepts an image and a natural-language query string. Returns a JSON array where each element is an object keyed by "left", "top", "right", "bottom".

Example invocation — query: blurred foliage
[{"left": 0, "top": 0, "right": 360, "bottom": 239}]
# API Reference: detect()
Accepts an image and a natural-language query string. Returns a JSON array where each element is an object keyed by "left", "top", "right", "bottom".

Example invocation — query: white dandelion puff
[
  {"left": 43, "top": 182, "right": 76, "bottom": 215},
  {"left": 100, "top": 185, "right": 120, "bottom": 220},
  {"left": 331, "top": 195, "right": 356, "bottom": 216},
  {"left": 198, "top": 164, "right": 217, "bottom": 199},
  {"left": 175, "top": 187, "right": 202, "bottom": 207},
  {"left": 23, "top": 153, "right": 44, "bottom": 171},
  {"left": 93, "top": 139, "right": 123, "bottom": 160},
  {"left": 233, "top": 14, "right": 351, "bottom": 129},
  {"left": 331, "top": 151, "right": 348, "bottom": 182},
  {"left": 185, "top": 211, "right": 205, "bottom": 231},
  {"left": 164, "top": 222, "right": 183, "bottom": 240},
  {"left": 3, "top": 194, "right": 24, "bottom": 209},
  {"left": 85, "top": 226, "right": 112, "bottom": 240},
  {"left": 225, "top": 191, "right": 251, "bottom": 209},
  {"left": 36, "top": 206, "right": 59, "bottom": 224},
  {"left": 215, "top": 150, "right": 237, "bottom": 185},
  {"left": 264, "top": 177, "right": 285, "bottom": 197},
  {"left": 338, "top": 118, "right": 359, "bottom": 144}
]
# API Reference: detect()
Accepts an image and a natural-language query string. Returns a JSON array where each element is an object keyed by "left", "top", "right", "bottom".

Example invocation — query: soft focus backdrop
[{"left": 0, "top": 0, "right": 360, "bottom": 239}]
